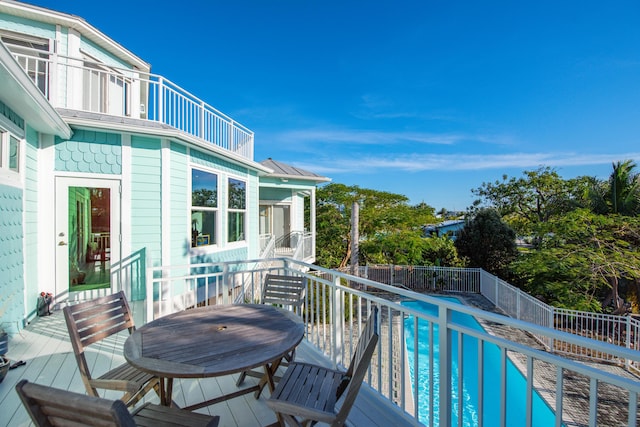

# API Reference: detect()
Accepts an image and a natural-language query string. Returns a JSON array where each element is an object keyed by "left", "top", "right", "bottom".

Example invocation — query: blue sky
[{"left": 29, "top": 0, "right": 640, "bottom": 210}]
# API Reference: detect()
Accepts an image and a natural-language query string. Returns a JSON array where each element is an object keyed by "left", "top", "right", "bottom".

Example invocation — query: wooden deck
[{"left": 0, "top": 308, "right": 418, "bottom": 427}]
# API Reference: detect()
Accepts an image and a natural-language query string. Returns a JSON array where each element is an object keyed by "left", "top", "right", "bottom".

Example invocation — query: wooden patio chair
[
  {"left": 266, "top": 307, "right": 379, "bottom": 427},
  {"left": 15, "top": 379, "right": 220, "bottom": 427},
  {"left": 237, "top": 274, "right": 307, "bottom": 388},
  {"left": 63, "top": 291, "right": 159, "bottom": 406},
  {"left": 261, "top": 274, "right": 307, "bottom": 314}
]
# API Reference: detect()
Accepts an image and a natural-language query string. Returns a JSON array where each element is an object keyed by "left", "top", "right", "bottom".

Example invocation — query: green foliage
[
  {"left": 586, "top": 160, "right": 640, "bottom": 216},
  {"left": 471, "top": 167, "right": 588, "bottom": 236},
  {"left": 455, "top": 208, "right": 517, "bottom": 277},
  {"left": 511, "top": 209, "right": 640, "bottom": 312},
  {"left": 360, "top": 231, "right": 462, "bottom": 267},
  {"left": 315, "top": 183, "right": 438, "bottom": 268}
]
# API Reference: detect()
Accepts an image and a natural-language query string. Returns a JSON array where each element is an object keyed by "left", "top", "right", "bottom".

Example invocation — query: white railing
[
  {"left": 348, "top": 264, "right": 640, "bottom": 374},
  {"left": 11, "top": 51, "right": 254, "bottom": 159},
  {"left": 146, "top": 258, "right": 640, "bottom": 427}
]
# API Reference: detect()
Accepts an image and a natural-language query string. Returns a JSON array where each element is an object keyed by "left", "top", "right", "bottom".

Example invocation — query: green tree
[
  {"left": 511, "top": 209, "right": 640, "bottom": 312},
  {"left": 587, "top": 160, "right": 640, "bottom": 216},
  {"left": 455, "top": 208, "right": 518, "bottom": 277},
  {"left": 471, "top": 167, "right": 587, "bottom": 236},
  {"left": 359, "top": 232, "right": 461, "bottom": 266},
  {"left": 315, "top": 183, "right": 437, "bottom": 268}
]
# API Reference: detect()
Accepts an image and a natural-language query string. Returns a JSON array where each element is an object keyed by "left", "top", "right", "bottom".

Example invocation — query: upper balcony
[{"left": 10, "top": 48, "right": 254, "bottom": 159}]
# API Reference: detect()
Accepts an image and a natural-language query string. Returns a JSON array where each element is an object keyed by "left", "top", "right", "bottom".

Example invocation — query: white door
[
  {"left": 55, "top": 177, "right": 120, "bottom": 300},
  {"left": 273, "top": 205, "right": 291, "bottom": 246}
]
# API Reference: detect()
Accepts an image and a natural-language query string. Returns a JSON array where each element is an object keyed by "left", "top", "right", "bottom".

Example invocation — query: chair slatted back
[
  {"left": 262, "top": 274, "right": 306, "bottom": 310},
  {"left": 16, "top": 379, "right": 136, "bottom": 427},
  {"left": 63, "top": 291, "right": 136, "bottom": 395},
  {"left": 336, "top": 307, "right": 379, "bottom": 420}
]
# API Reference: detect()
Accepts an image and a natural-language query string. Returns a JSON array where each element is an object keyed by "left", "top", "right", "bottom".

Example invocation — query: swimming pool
[{"left": 403, "top": 298, "right": 561, "bottom": 426}]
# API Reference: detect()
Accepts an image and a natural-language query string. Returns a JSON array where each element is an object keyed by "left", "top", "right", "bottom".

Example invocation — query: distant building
[{"left": 423, "top": 219, "right": 465, "bottom": 241}]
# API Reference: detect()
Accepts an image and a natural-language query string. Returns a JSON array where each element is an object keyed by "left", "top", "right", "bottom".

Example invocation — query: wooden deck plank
[{"left": 0, "top": 309, "right": 418, "bottom": 427}]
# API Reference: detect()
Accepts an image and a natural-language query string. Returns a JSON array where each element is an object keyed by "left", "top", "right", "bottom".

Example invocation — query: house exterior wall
[
  {"left": 0, "top": 12, "right": 56, "bottom": 39},
  {"left": 0, "top": 184, "right": 24, "bottom": 333},
  {"left": 55, "top": 130, "right": 122, "bottom": 174},
  {"left": 130, "top": 135, "right": 162, "bottom": 266},
  {"left": 24, "top": 125, "right": 40, "bottom": 318},
  {"left": 169, "top": 142, "right": 188, "bottom": 266}
]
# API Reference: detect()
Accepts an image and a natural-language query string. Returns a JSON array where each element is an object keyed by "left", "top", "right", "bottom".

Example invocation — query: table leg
[
  {"left": 255, "top": 357, "right": 283, "bottom": 398},
  {"left": 159, "top": 377, "right": 174, "bottom": 406}
]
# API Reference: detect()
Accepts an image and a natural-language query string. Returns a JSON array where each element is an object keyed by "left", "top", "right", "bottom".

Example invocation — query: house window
[
  {"left": 191, "top": 169, "right": 218, "bottom": 248},
  {"left": 228, "top": 178, "right": 246, "bottom": 243},
  {"left": 0, "top": 129, "right": 20, "bottom": 175}
]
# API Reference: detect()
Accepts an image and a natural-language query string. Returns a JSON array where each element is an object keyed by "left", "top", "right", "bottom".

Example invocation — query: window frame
[
  {"left": 0, "top": 125, "right": 23, "bottom": 185},
  {"left": 190, "top": 167, "right": 219, "bottom": 250},
  {"left": 227, "top": 176, "right": 247, "bottom": 244}
]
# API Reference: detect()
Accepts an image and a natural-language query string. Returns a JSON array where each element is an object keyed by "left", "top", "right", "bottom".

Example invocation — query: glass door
[{"left": 55, "top": 177, "right": 120, "bottom": 297}]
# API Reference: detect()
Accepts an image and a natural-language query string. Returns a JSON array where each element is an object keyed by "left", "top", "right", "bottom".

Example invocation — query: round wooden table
[{"left": 123, "top": 304, "right": 305, "bottom": 409}]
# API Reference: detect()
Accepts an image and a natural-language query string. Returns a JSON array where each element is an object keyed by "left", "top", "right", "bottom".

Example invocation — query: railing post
[
  {"left": 333, "top": 274, "right": 343, "bottom": 368},
  {"left": 145, "top": 254, "right": 153, "bottom": 324},
  {"left": 438, "top": 304, "right": 451, "bottom": 427},
  {"left": 157, "top": 77, "right": 164, "bottom": 123},
  {"left": 549, "top": 306, "right": 556, "bottom": 352},
  {"left": 626, "top": 316, "right": 632, "bottom": 370},
  {"left": 199, "top": 100, "right": 205, "bottom": 140}
]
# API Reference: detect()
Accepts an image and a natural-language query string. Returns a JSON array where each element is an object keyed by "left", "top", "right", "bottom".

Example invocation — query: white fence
[
  {"left": 351, "top": 264, "right": 640, "bottom": 375},
  {"left": 146, "top": 259, "right": 640, "bottom": 427},
  {"left": 12, "top": 51, "right": 254, "bottom": 159}
]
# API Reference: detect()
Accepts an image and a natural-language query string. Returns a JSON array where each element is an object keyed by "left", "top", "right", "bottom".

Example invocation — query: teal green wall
[
  {"left": 170, "top": 142, "right": 188, "bottom": 266},
  {"left": 80, "top": 37, "right": 133, "bottom": 69},
  {"left": 24, "top": 126, "right": 40, "bottom": 320},
  {"left": 260, "top": 187, "right": 292, "bottom": 201},
  {"left": 0, "top": 184, "right": 25, "bottom": 333},
  {"left": 55, "top": 130, "right": 122, "bottom": 173},
  {"left": 130, "top": 135, "right": 162, "bottom": 267},
  {"left": 0, "top": 12, "right": 56, "bottom": 40}
]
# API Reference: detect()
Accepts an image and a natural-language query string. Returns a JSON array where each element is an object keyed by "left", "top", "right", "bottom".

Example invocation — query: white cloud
[
  {"left": 290, "top": 152, "right": 640, "bottom": 174},
  {"left": 272, "top": 128, "right": 512, "bottom": 146}
]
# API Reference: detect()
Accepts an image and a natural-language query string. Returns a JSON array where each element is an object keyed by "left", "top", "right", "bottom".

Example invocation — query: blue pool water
[{"left": 403, "top": 298, "right": 560, "bottom": 426}]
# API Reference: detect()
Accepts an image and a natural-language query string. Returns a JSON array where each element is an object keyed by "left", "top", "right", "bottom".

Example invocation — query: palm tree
[{"left": 587, "top": 160, "right": 640, "bottom": 216}]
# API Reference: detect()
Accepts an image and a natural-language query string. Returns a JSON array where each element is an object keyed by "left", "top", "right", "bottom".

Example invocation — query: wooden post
[{"left": 350, "top": 201, "right": 359, "bottom": 276}]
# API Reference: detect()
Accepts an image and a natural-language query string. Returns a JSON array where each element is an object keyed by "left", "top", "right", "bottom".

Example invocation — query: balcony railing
[
  {"left": 11, "top": 51, "right": 254, "bottom": 159},
  {"left": 133, "top": 258, "right": 640, "bottom": 427}
]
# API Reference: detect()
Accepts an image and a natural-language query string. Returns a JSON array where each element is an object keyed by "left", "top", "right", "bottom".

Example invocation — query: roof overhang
[
  {"left": 264, "top": 173, "right": 331, "bottom": 183},
  {"left": 0, "top": 41, "right": 71, "bottom": 138},
  {"left": 0, "top": 0, "right": 149, "bottom": 71},
  {"left": 59, "top": 111, "right": 272, "bottom": 174}
]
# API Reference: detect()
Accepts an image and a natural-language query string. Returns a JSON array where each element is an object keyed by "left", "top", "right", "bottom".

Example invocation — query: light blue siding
[
  {"left": 170, "top": 142, "right": 188, "bottom": 266},
  {"left": 80, "top": 36, "right": 133, "bottom": 69},
  {"left": 260, "top": 187, "right": 292, "bottom": 202},
  {"left": 0, "top": 184, "right": 25, "bottom": 333},
  {"left": 24, "top": 126, "right": 40, "bottom": 320},
  {"left": 0, "top": 12, "right": 56, "bottom": 40},
  {"left": 246, "top": 171, "right": 259, "bottom": 258},
  {"left": 130, "top": 135, "right": 162, "bottom": 267},
  {"left": 55, "top": 130, "right": 122, "bottom": 174}
]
